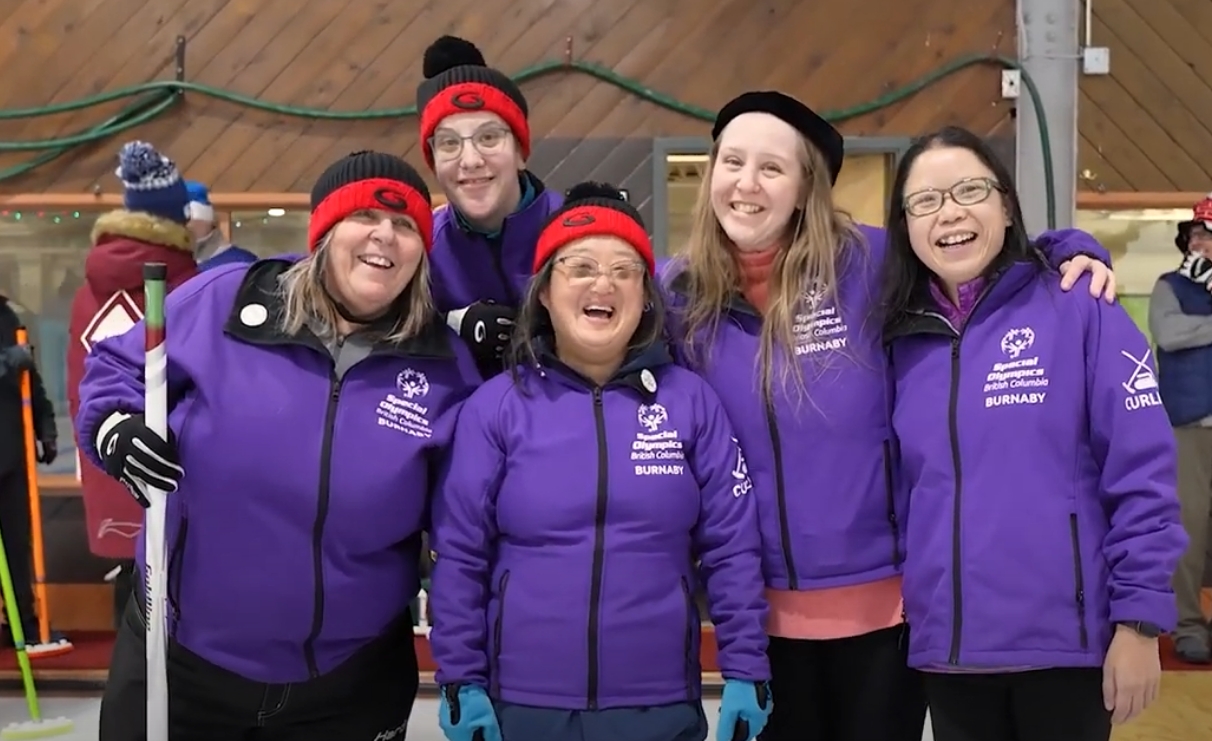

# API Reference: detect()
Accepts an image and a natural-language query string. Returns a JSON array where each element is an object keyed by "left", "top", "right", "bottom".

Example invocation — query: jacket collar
[
  {"left": 528, "top": 334, "right": 673, "bottom": 403},
  {"left": 883, "top": 260, "right": 1041, "bottom": 344},
  {"left": 222, "top": 258, "right": 455, "bottom": 360}
]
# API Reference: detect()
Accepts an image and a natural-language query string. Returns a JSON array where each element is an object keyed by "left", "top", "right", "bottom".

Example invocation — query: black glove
[
  {"left": 0, "top": 344, "right": 34, "bottom": 374},
  {"left": 36, "top": 438, "right": 57, "bottom": 465},
  {"left": 446, "top": 301, "right": 516, "bottom": 365},
  {"left": 96, "top": 411, "right": 184, "bottom": 508}
]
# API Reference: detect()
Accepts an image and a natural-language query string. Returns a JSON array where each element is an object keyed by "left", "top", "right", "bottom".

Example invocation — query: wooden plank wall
[
  {"left": 1079, "top": 0, "right": 1212, "bottom": 192},
  {"left": 0, "top": 0, "right": 1016, "bottom": 195}
]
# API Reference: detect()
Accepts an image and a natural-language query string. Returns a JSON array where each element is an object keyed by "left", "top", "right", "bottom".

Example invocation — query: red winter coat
[{"left": 68, "top": 209, "right": 198, "bottom": 559}]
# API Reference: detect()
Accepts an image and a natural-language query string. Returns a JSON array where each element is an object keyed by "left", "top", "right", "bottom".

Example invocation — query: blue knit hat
[
  {"left": 184, "top": 180, "right": 214, "bottom": 222},
  {"left": 115, "top": 141, "right": 190, "bottom": 224}
]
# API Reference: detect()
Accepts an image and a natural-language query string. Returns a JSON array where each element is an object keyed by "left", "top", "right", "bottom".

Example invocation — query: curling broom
[
  {"left": 142, "top": 263, "right": 170, "bottom": 740},
  {"left": 14, "top": 328, "right": 72, "bottom": 660},
  {"left": 0, "top": 520, "right": 73, "bottom": 739}
]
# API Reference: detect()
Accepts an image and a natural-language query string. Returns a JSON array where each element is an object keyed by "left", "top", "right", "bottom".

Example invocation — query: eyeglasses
[
  {"left": 554, "top": 256, "right": 647, "bottom": 284},
  {"left": 428, "top": 126, "right": 511, "bottom": 162},
  {"left": 903, "top": 177, "right": 1004, "bottom": 217}
]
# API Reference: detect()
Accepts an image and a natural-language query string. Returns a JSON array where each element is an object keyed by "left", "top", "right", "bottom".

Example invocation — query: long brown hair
[{"left": 675, "top": 134, "right": 861, "bottom": 403}]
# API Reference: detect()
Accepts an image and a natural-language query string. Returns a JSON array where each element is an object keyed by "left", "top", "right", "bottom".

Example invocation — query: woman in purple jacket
[
  {"left": 660, "top": 90, "right": 1119, "bottom": 741},
  {"left": 430, "top": 182, "right": 770, "bottom": 741},
  {"left": 881, "top": 125, "right": 1187, "bottom": 741},
  {"left": 77, "top": 151, "right": 481, "bottom": 741}
]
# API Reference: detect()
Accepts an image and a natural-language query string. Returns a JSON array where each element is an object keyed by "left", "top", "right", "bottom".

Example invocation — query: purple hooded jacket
[
  {"left": 428, "top": 343, "right": 769, "bottom": 709},
  {"left": 886, "top": 265, "right": 1186, "bottom": 670},
  {"left": 661, "top": 226, "right": 1113, "bottom": 592},
  {"left": 74, "top": 258, "right": 481, "bottom": 683}
]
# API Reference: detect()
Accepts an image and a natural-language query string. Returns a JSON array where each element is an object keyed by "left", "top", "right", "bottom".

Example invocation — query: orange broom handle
[{"left": 15, "top": 327, "right": 51, "bottom": 646}]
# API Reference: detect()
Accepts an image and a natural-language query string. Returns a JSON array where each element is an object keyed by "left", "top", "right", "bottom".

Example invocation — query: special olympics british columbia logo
[
  {"left": 1000, "top": 328, "right": 1035, "bottom": 359},
  {"left": 637, "top": 403, "right": 668, "bottom": 432},
  {"left": 396, "top": 368, "right": 430, "bottom": 399}
]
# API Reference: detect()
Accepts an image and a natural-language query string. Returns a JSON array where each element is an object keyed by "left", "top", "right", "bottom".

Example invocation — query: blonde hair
[
  {"left": 675, "top": 135, "right": 861, "bottom": 403},
  {"left": 277, "top": 230, "right": 435, "bottom": 343}
]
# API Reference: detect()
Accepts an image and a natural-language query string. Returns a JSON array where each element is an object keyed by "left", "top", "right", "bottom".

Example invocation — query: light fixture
[{"left": 267, "top": 208, "right": 286, "bottom": 217}]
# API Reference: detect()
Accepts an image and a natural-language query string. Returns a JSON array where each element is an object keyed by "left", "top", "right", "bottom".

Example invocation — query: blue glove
[
  {"left": 717, "top": 679, "right": 771, "bottom": 741},
  {"left": 438, "top": 684, "right": 502, "bottom": 741}
]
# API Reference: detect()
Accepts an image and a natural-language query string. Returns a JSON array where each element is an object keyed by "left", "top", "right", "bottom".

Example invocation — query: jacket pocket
[
  {"left": 882, "top": 440, "right": 902, "bottom": 566},
  {"left": 167, "top": 516, "right": 189, "bottom": 625},
  {"left": 1068, "top": 513, "right": 1089, "bottom": 650},
  {"left": 490, "top": 570, "right": 511, "bottom": 696},
  {"left": 680, "top": 576, "right": 698, "bottom": 699}
]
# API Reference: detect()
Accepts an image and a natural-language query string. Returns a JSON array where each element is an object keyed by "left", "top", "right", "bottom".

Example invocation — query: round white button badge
[
  {"left": 239, "top": 303, "right": 268, "bottom": 327},
  {"left": 640, "top": 369, "right": 657, "bottom": 393}
]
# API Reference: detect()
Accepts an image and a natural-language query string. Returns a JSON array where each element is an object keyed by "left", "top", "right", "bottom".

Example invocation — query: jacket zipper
[
  {"left": 301, "top": 377, "right": 342, "bottom": 679},
  {"left": 882, "top": 440, "right": 901, "bottom": 565},
  {"left": 680, "top": 576, "right": 697, "bottom": 699},
  {"left": 491, "top": 570, "right": 511, "bottom": 696},
  {"left": 764, "top": 401, "right": 796, "bottom": 589},
  {"left": 586, "top": 387, "right": 609, "bottom": 709},
  {"left": 947, "top": 337, "right": 965, "bottom": 665},
  {"left": 1068, "top": 513, "right": 1090, "bottom": 649},
  {"left": 486, "top": 231, "right": 518, "bottom": 306}
]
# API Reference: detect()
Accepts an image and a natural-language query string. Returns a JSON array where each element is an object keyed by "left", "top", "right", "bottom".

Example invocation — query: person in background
[
  {"left": 660, "top": 91, "right": 1118, "bottom": 741},
  {"left": 431, "top": 182, "right": 770, "bottom": 741},
  {"left": 0, "top": 291, "right": 62, "bottom": 653},
  {"left": 186, "top": 180, "right": 257, "bottom": 270},
  {"left": 68, "top": 141, "right": 200, "bottom": 630},
  {"left": 1148, "top": 193, "right": 1212, "bottom": 664},
  {"left": 416, "top": 35, "right": 564, "bottom": 377},
  {"left": 882, "top": 125, "right": 1185, "bottom": 741},
  {"left": 79, "top": 150, "right": 480, "bottom": 740}
]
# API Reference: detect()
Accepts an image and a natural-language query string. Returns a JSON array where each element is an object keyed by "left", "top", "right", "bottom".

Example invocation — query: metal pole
[{"left": 1016, "top": 0, "right": 1079, "bottom": 233}]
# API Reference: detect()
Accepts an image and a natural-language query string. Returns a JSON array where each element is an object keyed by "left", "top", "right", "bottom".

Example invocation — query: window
[
  {"left": 0, "top": 209, "right": 98, "bottom": 481},
  {"left": 1074, "top": 208, "right": 1190, "bottom": 343},
  {"left": 228, "top": 210, "right": 310, "bottom": 258},
  {"left": 662, "top": 152, "right": 896, "bottom": 256}
]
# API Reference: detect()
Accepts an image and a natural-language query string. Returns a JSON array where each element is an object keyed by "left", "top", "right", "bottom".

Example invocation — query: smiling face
[
  {"left": 902, "top": 145, "right": 1009, "bottom": 291},
  {"left": 431, "top": 111, "right": 524, "bottom": 230},
  {"left": 323, "top": 208, "right": 426, "bottom": 319},
  {"left": 540, "top": 235, "right": 648, "bottom": 367},
  {"left": 709, "top": 112, "right": 805, "bottom": 251},
  {"left": 1188, "top": 224, "right": 1212, "bottom": 258}
]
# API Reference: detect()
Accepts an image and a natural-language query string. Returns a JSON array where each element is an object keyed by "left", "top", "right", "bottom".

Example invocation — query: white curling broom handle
[{"left": 143, "top": 263, "right": 169, "bottom": 741}]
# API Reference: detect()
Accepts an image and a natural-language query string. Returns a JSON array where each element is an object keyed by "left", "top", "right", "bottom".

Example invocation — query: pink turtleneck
[{"left": 732, "top": 245, "right": 904, "bottom": 640}]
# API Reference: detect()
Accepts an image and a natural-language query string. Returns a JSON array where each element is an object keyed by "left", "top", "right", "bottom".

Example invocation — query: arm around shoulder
[
  {"left": 689, "top": 379, "right": 770, "bottom": 682},
  {"left": 1085, "top": 298, "right": 1188, "bottom": 631}
]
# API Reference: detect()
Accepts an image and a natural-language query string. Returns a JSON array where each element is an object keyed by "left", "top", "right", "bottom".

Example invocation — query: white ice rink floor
[{"left": 0, "top": 694, "right": 934, "bottom": 740}]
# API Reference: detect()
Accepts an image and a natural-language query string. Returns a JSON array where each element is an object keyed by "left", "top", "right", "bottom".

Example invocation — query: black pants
[
  {"left": 112, "top": 559, "right": 135, "bottom": 629},
  {"left": 0, "top": 467, "right": 36, "bottom": 633},
  {"left": 758, "top": 625, "right": 927, "bottom": 741},
  {"left": 494, "top": 700, "right": 707, "bottom": 741},
  {"left": 100, "top": 596, "right": 420, "bottom": 741},
  {"left": 923, "top": 668, "right": 1111, "bottom": 741}
]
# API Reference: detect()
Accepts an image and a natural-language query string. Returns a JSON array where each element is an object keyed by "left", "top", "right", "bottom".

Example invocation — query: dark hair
[
  {"left": 507, "top": 261, "right": 667, "bottom": 390},
  {"left": 880, "top": 125, "right": 1045, "bottom": 329}
]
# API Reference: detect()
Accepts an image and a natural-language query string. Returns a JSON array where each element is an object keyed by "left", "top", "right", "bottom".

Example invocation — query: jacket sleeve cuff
[{"left": 1109, "top": 591, "right": 1179, "bottom": 633}]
